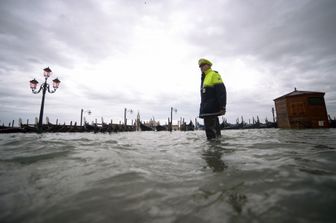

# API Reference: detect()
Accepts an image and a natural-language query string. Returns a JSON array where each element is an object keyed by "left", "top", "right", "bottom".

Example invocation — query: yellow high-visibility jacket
[{"left": 199, "top": 68, "right": 227, "bottom": 118}]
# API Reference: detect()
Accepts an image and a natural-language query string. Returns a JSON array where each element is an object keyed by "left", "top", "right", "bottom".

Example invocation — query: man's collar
[{"left": 204, "top": 68, "right": 212, "bottom": 75}]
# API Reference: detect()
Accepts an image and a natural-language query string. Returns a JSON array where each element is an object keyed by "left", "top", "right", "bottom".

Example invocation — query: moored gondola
[
  {"left": 140, "top": 123, "right": 155, "bottom": 131},
  {"left": 156, "top": 124, "right": 168, "bottom": 131}
]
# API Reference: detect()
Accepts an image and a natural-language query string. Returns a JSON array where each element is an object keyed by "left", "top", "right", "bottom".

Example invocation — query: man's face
[{"left": 200, "top": 64, "right": 210, "bottom": 73}]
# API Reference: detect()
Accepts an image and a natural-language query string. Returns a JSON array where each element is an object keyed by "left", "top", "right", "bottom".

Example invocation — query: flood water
[{"left": 0, "top": 129, "right": 336, "bottom": 223}]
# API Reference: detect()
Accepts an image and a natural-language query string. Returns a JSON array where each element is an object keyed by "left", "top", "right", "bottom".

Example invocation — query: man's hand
[{"left": 220, "top": 107, "right": 226, "bottom": 115}]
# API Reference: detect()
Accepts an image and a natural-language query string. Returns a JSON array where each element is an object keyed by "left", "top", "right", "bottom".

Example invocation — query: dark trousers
[{"left": 204, "top": 116, "right": 221, "bottom": 139}]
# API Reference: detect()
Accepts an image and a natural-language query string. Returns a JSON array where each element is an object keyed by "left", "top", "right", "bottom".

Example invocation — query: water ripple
[{"left": 0, "top": 129, "right": 336, "bottom": 223}]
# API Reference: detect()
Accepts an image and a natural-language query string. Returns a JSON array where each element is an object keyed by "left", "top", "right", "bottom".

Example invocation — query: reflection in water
[
  {"left": 200, "top": 141, "right": 248, "bottom": 214},
  {"left": 202, "top": 142, "right": 228, "bottom": 172},
  {"left": 228, "top": 192, "right": 247, "bottom": 214}
]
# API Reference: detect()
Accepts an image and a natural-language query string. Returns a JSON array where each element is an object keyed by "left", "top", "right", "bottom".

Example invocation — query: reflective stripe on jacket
[{"left": 199, "top": 68, "right": 227, "bottom": 118}]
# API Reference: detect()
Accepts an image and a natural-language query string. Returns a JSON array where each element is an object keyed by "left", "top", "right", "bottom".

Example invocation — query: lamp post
[
  {"left": 169, "top": 107, "right": 177, "bottom": 132},
  {"left": 124, "top": 108, "right": 133, "bottom": 126},
  {"left": 30, "top": 67, "right": 61, "bottom": 132},
  {"left": 80, "top": 109, "right": 92, "bottom": 126}
]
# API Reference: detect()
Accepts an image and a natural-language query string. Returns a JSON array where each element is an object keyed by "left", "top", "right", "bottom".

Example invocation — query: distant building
[{"left": 274, "top": 88, "right": 329, "bottom": 128}]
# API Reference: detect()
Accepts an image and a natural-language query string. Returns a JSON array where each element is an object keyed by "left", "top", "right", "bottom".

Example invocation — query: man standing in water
[{"left": 198, "top": 58, "right": 227, "bottom": 139}]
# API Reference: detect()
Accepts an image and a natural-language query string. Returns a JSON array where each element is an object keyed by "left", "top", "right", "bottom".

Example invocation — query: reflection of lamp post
[
  {"left": 169, "top": 107, "right": 177, "bottom": 132},
  {"left": 30, "top": 67, "right": 61, "bottom": 132},
  {"left": 124, "top": 108, "right": 133, "bottom": 125},
  {"left": 80, "top": 109, "right": 92, "bottom": 126}
]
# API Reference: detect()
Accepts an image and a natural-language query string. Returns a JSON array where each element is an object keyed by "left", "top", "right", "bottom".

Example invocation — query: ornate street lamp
[
  {"left": 80, "top": 109, "right": 92, "bottom": 126},
  {"left": 30, "top": 67, "right": 61, "bottom": 132},
  {"left": 124, "top": 108, "right": 133, "bottom": 126}
]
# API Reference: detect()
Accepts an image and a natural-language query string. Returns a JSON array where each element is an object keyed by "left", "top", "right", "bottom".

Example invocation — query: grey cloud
[
  {"left": 183, "top": 0, "right": 336, "bottom": 80},
  {"left": 0, "top": 1, "right": 71, "bottom": 71},
  {"left": 188, "top": 0, "right": 336, "bottom": 63},
  {"left": 0, "top": 0, "right": 142, "bottom": 73}
]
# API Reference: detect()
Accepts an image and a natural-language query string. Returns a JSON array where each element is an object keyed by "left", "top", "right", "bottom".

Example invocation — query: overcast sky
[{"left": 1, "top": 0, "right": 336, "bottom": 126}]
